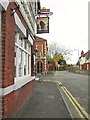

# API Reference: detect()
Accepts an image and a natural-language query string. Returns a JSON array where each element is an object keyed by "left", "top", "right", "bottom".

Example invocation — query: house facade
[
  {"left": 33, "top": 36, "right": 48, "bottom": 75},
  {"left": 0, "top": 1, "right": 40, "bottom": 118},
  {"left": 79, "top": 50, "right": 90, "bottom": 70}
]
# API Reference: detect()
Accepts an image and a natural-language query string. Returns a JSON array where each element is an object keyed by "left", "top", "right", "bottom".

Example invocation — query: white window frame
[{"left": 14, "top": 32, "right": 31, "bottom": 82}]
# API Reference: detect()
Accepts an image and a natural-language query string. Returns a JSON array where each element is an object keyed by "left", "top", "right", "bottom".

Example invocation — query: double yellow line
[
  {"left": 57, "top": 81, "right": 90, "bottom": 120},
  {"left": 43, "top": 80, "right": 90, "bottom": 119}
]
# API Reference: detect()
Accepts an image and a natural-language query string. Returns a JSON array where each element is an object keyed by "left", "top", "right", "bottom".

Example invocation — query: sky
[{"left": 36, "top": 0, "right": 89, "bottom": 64}]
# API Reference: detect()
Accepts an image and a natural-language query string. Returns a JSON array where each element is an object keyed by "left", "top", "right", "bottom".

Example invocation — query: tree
[
  {"left": 53, "top": 53, "right": 63, "bottom": 62},
  {"left": 47, "top": 55, "right": 53, "bottom": 64},
  {"left": 48, "top": 42, "right": 73, "bottom": 61},
  {"left": 58, "top": 59, "right": 66, "bottom": 65},
  {"left": 58, "top": 58, "right": 67, "bottom": 70}
]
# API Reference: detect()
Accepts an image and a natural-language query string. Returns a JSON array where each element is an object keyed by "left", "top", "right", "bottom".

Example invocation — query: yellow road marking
[
  {"left": 61, "top": 86, "right": 84, "bottom": 118},
  {"left": 63, "top": 86, "right": 90, "bottom": 120},
  {"left": 57, "top": 81, "right": 89, "bottom": 119},
  {"left": 42, "top": 80, "right": 90, "bottom": 119}
]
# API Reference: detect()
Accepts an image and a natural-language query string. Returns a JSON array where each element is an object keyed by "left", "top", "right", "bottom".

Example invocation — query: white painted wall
[
  {"left": 15, "top": 1, "right": 35, "bottom": 35},
  {"left": 87, "top": 64, "right": 89, "bottom": 70},
  {"left": 14, "top": 13, "right": 26, "bottom": 37},
  {"left": 79, "top": 57, "right": 86, "bottom": 65},
  {"left": 0, "top": 0, "right": 9, "bottom": 10},
  {"left": 80, "top": 56, "right": 90, "bottom": 65},
  {"left": 28, "top": 34, "right": 33, "bottom": 45}
]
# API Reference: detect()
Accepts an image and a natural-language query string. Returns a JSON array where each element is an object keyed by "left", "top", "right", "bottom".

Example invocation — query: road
[{"left": 40, "top": 71, "right": 88, "bottom": 113}]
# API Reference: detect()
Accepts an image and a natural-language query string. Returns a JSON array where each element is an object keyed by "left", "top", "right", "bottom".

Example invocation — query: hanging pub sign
[{"left": 37, "top": 17, "right": 49, "bottom": 34}]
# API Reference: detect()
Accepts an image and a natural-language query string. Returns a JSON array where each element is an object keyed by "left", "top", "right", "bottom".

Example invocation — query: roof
[
  {"left": 35, "top": 36, "right": 47, "bottom": 42},
  {"left": 80, "top": 50, "right": 90, "bottom": 59},
  {"left": 84, "top": 50, "right": 90, "bottom": 59}
]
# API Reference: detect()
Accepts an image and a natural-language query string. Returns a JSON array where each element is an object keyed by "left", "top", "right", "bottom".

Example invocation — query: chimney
[{"left": 81, "top": 50, "right": 84, "bottom": 57}]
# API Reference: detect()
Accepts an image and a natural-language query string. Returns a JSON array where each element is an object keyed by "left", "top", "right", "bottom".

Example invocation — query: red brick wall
[
  {"left": 88, "top": 63, "right": 90, "bottom": 70},
  {"left": 2, "top": 80, "right": 35, "bottom": 118},
  {"left": 1, "top": 2, "right": 34, "bottom": 87},
  {"left": 82, "top": 63, "right": 87, "bottom": 70},
  {"left": 2, "top": 3, "right": 15, "bottom": 88},
  {"left": 42, "top": 59, "right": 45, "bottom": 72},
  {"left": 34, "top": 39, "right": 47, "bottom": 56},
  {"left": 1, "top": 2, "right": 33, "bottom": 88},
  {"left": 36, "top": 58, "right": 46, "bottom": 73},
  {"left": 80, "top": 63, "right": 90, "bottom": 70},
  {"left": 34, "top": 37, "right": 47, "bottom": 74},
  {"left": 1, "top": 2, "right": 35, "bottom": 119}
]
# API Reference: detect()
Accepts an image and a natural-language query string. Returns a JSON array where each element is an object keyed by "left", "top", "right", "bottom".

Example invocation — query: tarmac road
[
  {"left": 13, "top": 71, "right": 89, "bottom": 119},
  {"left": 40, "top": 71, "right": 88, "bottom": 114}
]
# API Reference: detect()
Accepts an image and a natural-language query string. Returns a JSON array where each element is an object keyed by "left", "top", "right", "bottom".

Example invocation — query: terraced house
[
  {"left": 0, "top": 0, "right": 40, "bottom": 118},
  {"left": 79, "top": 50, "right": 90, "bottom": 70}
]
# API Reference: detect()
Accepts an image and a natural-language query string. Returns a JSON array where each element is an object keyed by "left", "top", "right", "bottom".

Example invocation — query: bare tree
[{"left": 48, "top": 41, "right": 73, "bottom": 61}]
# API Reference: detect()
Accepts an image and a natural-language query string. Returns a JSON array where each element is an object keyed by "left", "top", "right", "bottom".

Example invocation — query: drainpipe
[{"left": 0, "top": 7, "right": 2, "bottom": 120}]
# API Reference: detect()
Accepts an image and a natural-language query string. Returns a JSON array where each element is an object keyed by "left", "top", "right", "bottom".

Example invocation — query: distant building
[
  {"left": 79, "top": 50, "right": 90, "bottom": 70},
  {"left": 33, "top": 36, "right": 48, "bottom": 75},
  {"left": 88, "top": 1, "right": 90, "bottom": 50},
  {"left": 0, "top": 1, "right": 40, "bottom": 119}
]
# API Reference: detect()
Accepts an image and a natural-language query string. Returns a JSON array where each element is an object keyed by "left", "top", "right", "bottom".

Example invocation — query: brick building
[
  {"left": 79, "top": 50, "right": 90, "bottom": 70},
  {"left": 33, "top": 36, "right": 48, "bottom": 75},
  {"left": 0, "top": 1, "right": 40, "bottom": 118}
]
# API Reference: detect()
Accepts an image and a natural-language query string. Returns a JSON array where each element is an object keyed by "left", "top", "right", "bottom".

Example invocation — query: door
[{"left": 37, "top": 61, "right": 42, "bottom": 73}]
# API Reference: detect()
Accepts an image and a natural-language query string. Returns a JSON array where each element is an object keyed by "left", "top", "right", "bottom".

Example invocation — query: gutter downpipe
[{"left": 0, "top": 6, "right": 2, "bottom": 120}]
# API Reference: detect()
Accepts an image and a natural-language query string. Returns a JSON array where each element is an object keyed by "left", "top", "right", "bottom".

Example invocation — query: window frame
[{"left": 14, "top": 32, "right": 31, "bottom": 82}]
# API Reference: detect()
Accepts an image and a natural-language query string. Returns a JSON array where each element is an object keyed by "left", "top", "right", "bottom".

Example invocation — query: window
[
  {"left": 36, "top": 44, "right": 43, "bottom": 56},
  {"left": 24, "top": 40, "right": 27, "bottom": 50},
  {"left": 14, "top": 46, "right": 17, "bottom": 77},
  {"left": 28, "top": 55, "right": 30, "bottom": 74},
  {"left": 14, "top": 32, "right": 31, "bottom": 81},
  {"left": 24, "top": 52, "right": 27, "bottom": 75},
  {"left": 18, "top": 49, "right": 23, "bottom": 77},
  {"left": 19, "top": 38, "right": 23, "bottom": 47}
]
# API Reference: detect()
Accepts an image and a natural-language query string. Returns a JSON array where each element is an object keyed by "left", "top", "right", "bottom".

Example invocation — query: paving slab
[{"left": 14, "top": 81, "right": 71, "bottom": 119}]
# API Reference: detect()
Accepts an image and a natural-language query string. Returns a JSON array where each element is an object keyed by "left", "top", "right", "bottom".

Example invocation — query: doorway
[{"left": 37, "top": 61, "right": 42, "bottom": 73}]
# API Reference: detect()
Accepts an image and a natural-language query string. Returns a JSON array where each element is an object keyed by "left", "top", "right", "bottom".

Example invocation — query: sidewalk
[{"left": 13, "top": 80, "right": 71, "bottom": 118}]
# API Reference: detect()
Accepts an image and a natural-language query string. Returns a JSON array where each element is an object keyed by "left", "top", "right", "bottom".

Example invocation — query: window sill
[
  {"left": 14, "top": 75, "right": 35, "bottom": 90},
  {"left": 0, "top": 75, "right": 35, "bottom": 96}
]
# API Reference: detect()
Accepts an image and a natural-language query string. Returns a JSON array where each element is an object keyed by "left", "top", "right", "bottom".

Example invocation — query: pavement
[{"left": 13, "top": 78, "right": 72, "bottom": 119}]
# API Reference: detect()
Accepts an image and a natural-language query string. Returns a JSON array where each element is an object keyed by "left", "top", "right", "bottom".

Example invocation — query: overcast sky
[{"left": 36, "top": 0, "right": 89, "bottom": 64}]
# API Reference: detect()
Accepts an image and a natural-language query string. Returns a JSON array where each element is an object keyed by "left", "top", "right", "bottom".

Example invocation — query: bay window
[{"left": 14, "top": 32, "right": 31, "bottom": 81}]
